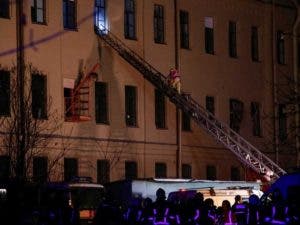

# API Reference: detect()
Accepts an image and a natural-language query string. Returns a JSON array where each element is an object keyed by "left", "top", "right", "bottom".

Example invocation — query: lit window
[{"left": 95, "top": 0, "right": 106, "bottom": 31}]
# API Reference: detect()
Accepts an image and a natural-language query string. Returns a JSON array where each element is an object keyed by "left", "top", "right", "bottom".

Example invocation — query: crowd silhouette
[{"left": 93, "top": 187, "right": 300, "bottom": 225}]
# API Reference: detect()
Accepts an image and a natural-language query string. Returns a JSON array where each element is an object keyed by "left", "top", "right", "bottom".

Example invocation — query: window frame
[
  {"left": 180, "top": 10, "right": 189, "bottom": 49},
  {"left": 97, "top": 159, "right": 110, "bottom": 184},
  {"left": 0, "top": 0, "right": 10, "bottom": 19},
  {"left": 64, "top": 157, "right": 78, "bottom": 182},
  {"left": 229, "top": 21, "right": 237, "bottom": 58},
  {"left": 95, "top": 82, "right": 109, "bottom": 124},
  {"left": 125, "top": 85, "right": 137, "bottom": 127},
  {"left": 250, "top": 102, "right": 262, "bottom": 137},
  {"left": 33, "top": 156, "right": 48, "bottom": 183},
  {"left": 124, "top": 0, "right": 136, "bottom": 40},
  {"left": 251, "top": 26, "right": 259, "bottom": 61},
  {"left": 95, "top": 0, "right": 106, "bottom": 30},
  {"left": 31, "top": 73, "right": 47, "bottom": 119},
  {"left": 155, "top": 89, "right": 166, "bottom": 129},
  {"left": 63, "top": 0, "right": 77, "bottom": 30},
  {"left": 31, "top": 0, "right": 46, "bottom": 24},
  {"left": 125, "top": 161, "right": 138, "bottom": 180},
  {"left": 277, "top": 30, "right": 285, "bottom": 64},
  {"left": 205, "top": 17, "right": 214, "bottom": 54},
  {"left": 155, "top": 162, "right": 167, "bottom": 178},
  {"left": 0, "top": 70, "right": 10, "bottom": 116},
  {"left": 154, "top": 4, "right": 165, "bottom": 44}
]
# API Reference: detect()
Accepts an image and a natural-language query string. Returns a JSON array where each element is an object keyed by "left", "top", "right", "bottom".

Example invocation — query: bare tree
[{"left": 0, "top": 64, "right": 71, "bottom": 182}]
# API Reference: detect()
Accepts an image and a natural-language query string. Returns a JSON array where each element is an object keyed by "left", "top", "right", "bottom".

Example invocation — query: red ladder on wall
[{"left": 65, "top": 63, "right": 99, "bottom": 122}]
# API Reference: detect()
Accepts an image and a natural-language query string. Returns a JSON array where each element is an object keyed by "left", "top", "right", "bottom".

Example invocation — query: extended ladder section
[
  {"left": 65, "top": 63, "right": 99, "bottom": 122},
  {"left": 94, "top": 26, "right": 286, "bottom": 181}
]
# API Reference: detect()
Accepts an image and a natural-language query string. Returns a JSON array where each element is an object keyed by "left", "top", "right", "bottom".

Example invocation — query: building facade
[{"left": 0, "top": 0, "right": 299, "bottom": 184}]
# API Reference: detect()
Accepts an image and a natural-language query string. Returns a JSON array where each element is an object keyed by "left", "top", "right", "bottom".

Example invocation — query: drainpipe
[
  {"left": 290, "top": 0, "right": 300, "bottom": 168},
  {"left": 174, "top": 0, "right": 181, "bottom": 178},
  {"left": 271, "top": 0, "right": 279, "bottom": 165},
  {"left": 16, "top": 0, "right": 26, "bottom": 182}
]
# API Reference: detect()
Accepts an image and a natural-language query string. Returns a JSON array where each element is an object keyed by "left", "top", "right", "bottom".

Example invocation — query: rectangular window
[
  {"left": 155, "top": 162, "right": 167, "bottom": 178},
  {"left": 0, "top": 155, "right": 10, "bottom": 180},
  {"left": 230, "top": 166, "right": 240, "bottom": 181},
  {"left": 182, "top": 164, "right": 192, "bottom": 179},
  {"left": 229, "top": 21, "right": 237, "bottom": 58},
  {"left": 180, "top": 10, "right": 189, "bottom": 49},
  {"left": 154, "top": 4, "right": 165, "bottom": 44},
  {"left": 97, "top": 159, "right": 110, "bottom": 184},
  {"left": 95, "top": 82, "right": 108, "bottom": 124},
  {"left": 0, "top": 0, "right": 9, "bottom": 18},
  {"left": 251, "top": 26, "right": 259, "bottom": 61},
  {"left": 64, "top": 157, "right": 78, "bottom": 182},
  {"left": 32, "top": 74, "right": 47, "bottom": 119},
  {"left": 64, "top": 87, "right": 73, "bottom": 119},
  {"left": 33, "top": 157, "right": 48, "bottom": 183},
  {"left": 278, "top": 104, "right": 287, "bottom": 141},
  {"left": 31, "top": 0, "right": 46, "bottom": 23},
  {"left": 182, "top": 112, "right": 191, "bottom": 131},
  {"left": 206, "top": 96, "right": 215, "bottom": 115},
  {"left": 277, "top": 30, "right": 285, "bottom": 64},
  {"left": 125, "top": 85, "right": 137, "bottom": 127},
  {"left": 124, "top": 0, "right": 136, "bottom": 39},
  {"left": 155, "top": 89, "right": 166, "bottom": 129},
  {"left": 0, "top": 70, "right": 10, "bottom": 116},
  {"left": 206, "top": 165, "right": 216, "bottom": 180},
  {"left": 250, "top": 102, "right": 261, "bottom": 137},
  {"left": 230, "top": 98, "right": 244, "bottom": 133},
  {"left": 205, "top": 17, "right": 214, "bottom": 54},
  {"left": 95, "top": 0, "right": 106, "bottom": 30},
  {"left": 125, "top": 161, "right": 138, "bottom": 179},
  {"left": 63, "top": 0, "right": 76, "bottom": 29}
]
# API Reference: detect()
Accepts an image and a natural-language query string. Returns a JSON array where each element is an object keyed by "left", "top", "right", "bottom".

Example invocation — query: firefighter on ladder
[{"left": 167, "top": 68, "right": 181, "bottom": 94}]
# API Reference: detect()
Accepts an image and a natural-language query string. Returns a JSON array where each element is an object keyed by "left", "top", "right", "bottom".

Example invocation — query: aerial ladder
[
  {"left": 94, "top": 25, "right": 287, "bottom": 182},
  {"left": 65, "top": 63, "right": 99, "bottom": 122}
]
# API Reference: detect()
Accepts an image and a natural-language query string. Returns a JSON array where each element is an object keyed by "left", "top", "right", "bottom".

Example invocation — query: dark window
[
  {"left": 182, "top": 112, "right": 191, "bottom": 131},
  {"left": 125, "top": 161, "right": 137, "bottom": 179},
  {"left": 32, "top": 74, "right": 47, "bottom": 119},
  {"left": 31, "top": 0, "right": 46, "bottom": 23},
  {"left": 95, "top": 0, "right": 106, "bottom": 30},
  {"left": 95, "top": 82, "right": 108, "bottom": 124},
  {"left": 97, "top": 160, "right": 110, "bottom": 184},
  {"left": 205, "top": 17, "right": 214, "bottom": 54},
  {"left": 0, "top": 70, "right": 10, "bottom": 116},
  {"left": 154, "top": 4, "right": 165, "bottom": 44},
  {"left": 125, "top": 85, "right": 137, "bottom": 127},
  {"left": 277, "top": 30, "right": 285, "bottom": 64},
  {"left": 230, "top": 98, "right": 244, "bottom": 133},
  {"left": 155, "top": 162, "right": 167, "bottom": 178},
  {"left": 206, "top": 165, "right": 216, "bottom": 180},
  {"left": 155, "top": 89, "right": 166, "bottom": 129},
  {"left": 124, "top": 0, "right": 136, "bottom": 39},
  {"left": 180, "top": 10, "right": 189, "bottom": 49},
  {"left": 251, "top": 26, "right": 259, "bottom": 61},
  {"left": 0, "top": 0, "right": 9, "bottom": 18},
  {"left": 63, "top": 0, "right": 76, "bottom": 29},
  {"left": 206, "top": 96, "right": 215, "bottom": 115},
  {"left": 33, "top": 157, "right": 48, "bottom": 183},
  {"left": 64, "top": 88, "right": 73, "bottom": 119},
  {"left": 182, "top": 164, "right": 192, "bottom": 179},
  {"left": 278, "top": 104, "right": 287, "bottom": 142},
  {"left": 229, "top": 21, "right": 237, "bottom": 58},
  {"left": 231, "top": 166, "right": 240, "bottom": 181},
  {"left": 0, "top": 155, "right": 10, "bottom": 180},
  {"left": 250, "top": 102, "right": 261, "bottom": 137},
  {"left": 64, "top": 158, "right": 78, "bottom": 182}
]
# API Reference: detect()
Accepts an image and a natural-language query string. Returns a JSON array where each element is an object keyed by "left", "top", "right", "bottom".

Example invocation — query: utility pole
[{"left": 16, "top": 0, "right": 26, "bottom": 182}]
